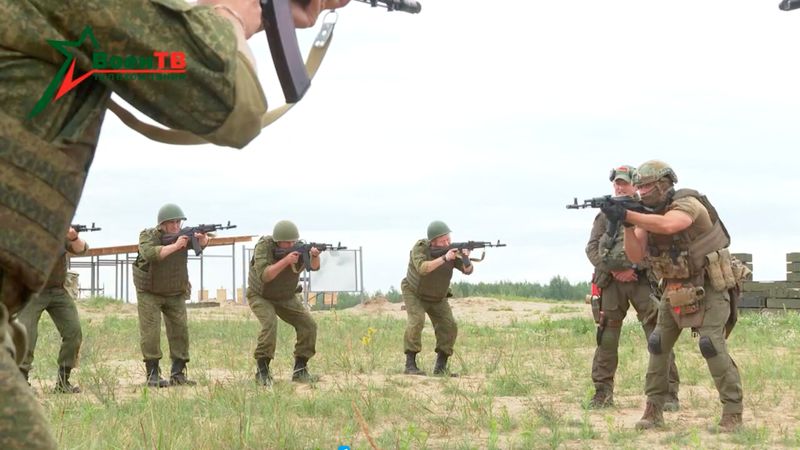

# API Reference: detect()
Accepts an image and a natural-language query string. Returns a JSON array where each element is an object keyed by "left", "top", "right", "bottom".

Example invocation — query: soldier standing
[
  {"left": 585, "top": 166, "right": 680, "bottom": 409},
  {"left": 133, "top": 204, "right": 208, "bottom": 387},
  {"left": 602, "top": 160, "right": 744, "bottom": 432},
  {"left": 247, "top": 220, "right": 320, "bottom": 386},
  {"left": 17, "top": 227, "right": 89, "bottom": 393},
  {"left": 401, "top": 221, "right": 473, "bottom": 377}
]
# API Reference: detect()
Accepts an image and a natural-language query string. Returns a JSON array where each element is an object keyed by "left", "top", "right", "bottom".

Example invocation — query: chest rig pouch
[{"left": 664, "top": 281, "right": 706, "bottom": 329}]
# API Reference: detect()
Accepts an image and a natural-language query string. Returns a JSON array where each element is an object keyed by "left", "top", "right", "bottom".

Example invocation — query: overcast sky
[{"left": 71, "top": 0, "right": 800, "bottom": 300}]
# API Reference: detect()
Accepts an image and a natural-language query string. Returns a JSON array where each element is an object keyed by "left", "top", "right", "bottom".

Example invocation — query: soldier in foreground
[
  {"left": 0, "top": 0, "right": 349, "bottom": 446},
  {"left": 401, "top": 221, "right": 473, "bottom": 377},
  {"left": 17, "top": 227, "right": 90, "bottom": 394},
  {"left": 602, "top": 160, "right": 744, "bottom": 432},
  {"left": 585, "top": 166, "right": 680, "bottom": 409},
  {"left": 133, "top": 204, "right": 208, "bottom": 387},
  {"left": 247, "top": 220, "right": 320, "bottom": 386}
]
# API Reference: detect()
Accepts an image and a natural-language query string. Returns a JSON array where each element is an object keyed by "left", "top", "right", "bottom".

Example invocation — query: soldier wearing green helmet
[
  {"left": 400, "top": 221, "right": 474, "bottom": 377},
  {"left": 132, "top": 203, "right": 209, "bottom": 388},
  {"left": 601, "top": 160, "right": 744, "bottom": 432},
  {"left": 247, "top": 220, "right": 320, "bottom": 386},
  {"left": 585, "top": 165, "right": 680, "bottom": 409}
]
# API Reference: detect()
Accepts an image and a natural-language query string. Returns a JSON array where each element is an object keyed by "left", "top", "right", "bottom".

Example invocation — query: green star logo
[{"left": 29, "top": 26, "right": 100, "bottom": 118}]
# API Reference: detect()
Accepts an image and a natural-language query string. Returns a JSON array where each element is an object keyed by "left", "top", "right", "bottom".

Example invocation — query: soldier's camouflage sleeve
[
  {"left": 586, "top": 213, "right": 612, "bottom": 272},
  {"left": 410, "top": 240, "right": 430, "bottom": 274},
  {"left": 138, "top": 228, "right": 162, "bottom": 263},
  {"left": 251, "top": 239, "right": 273, "bottom": 283},
  {"left": 66, "top": 240, "right": 90, "bottom": 257},
  {"left": 37, "top": 0, "right": 255, "bottom": 137}
]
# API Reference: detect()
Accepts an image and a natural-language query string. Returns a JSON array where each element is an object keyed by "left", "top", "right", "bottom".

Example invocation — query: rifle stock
[{"left": 260, "top": 0, "right": 422, "bottom": 104}]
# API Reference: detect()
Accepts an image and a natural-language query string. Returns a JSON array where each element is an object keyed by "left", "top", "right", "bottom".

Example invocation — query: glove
[{"left": 600, "top": 202, "right": 627, "bottom": 224}]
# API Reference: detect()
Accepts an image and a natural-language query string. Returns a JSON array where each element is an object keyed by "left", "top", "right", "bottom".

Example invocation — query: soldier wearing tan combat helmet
[{"left": 601, "top": 160, "right": 744, "bottom": 432}]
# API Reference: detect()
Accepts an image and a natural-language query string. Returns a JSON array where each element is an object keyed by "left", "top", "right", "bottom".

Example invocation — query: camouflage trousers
[
  {"left": 592, "top": 278, "right": 680, "bottom": 396},
  {"left": 248, "top": 294, "right": 317, "bottom": 360},
  {"left": 0, "top": 269, "right": 57, "bottom": 449},
  {"left": 17, "top": 288, "right": 82, "bottom": 372},
  {"left": 402, "top": 287, "right": 458, "bottom": 356},
  {"left": 645, "top": 285, "right": 743, "bottom": 414},
  {"left": 136, "top": 291, "right": 189, "bottom": 361}
]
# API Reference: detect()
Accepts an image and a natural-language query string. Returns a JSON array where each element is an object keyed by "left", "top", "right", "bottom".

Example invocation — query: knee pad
[
  {"left": 699, "top": 336, "right": 717, "bottom": 359},
  {"left": 647, "top": 331, "right": 662, "bottom": 355}
]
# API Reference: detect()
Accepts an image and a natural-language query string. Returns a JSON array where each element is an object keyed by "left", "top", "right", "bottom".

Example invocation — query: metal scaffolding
[{"left": 68, "top": 235, "right": 255, "bottom": 303}]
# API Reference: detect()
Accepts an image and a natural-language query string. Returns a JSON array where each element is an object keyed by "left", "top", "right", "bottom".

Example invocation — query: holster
[{"left": 665, "top": 281, "right": 706, "bottom": 329}]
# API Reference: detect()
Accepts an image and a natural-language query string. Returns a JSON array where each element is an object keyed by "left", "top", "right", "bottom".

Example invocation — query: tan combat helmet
[{"left": 634, "top": 160, "right": 678, "bottom": 186}]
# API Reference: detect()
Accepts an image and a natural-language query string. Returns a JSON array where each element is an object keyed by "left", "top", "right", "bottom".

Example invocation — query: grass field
[{"left": 25, "top": 297, "right": 800, "bottom": 449}]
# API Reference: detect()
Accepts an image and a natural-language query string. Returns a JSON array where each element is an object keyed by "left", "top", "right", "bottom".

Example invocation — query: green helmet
[
  {"left": 273, "top": 220, "right": 300, "bottom": 241},
  {"left": 634, "top": 160, "right": 678, "bottom": 186},
  {"left": 157, "top": 203, "right": 186, "bottom": 224},
  {"left": 427, "top": 220, "right": 451, "bottom": 240}
]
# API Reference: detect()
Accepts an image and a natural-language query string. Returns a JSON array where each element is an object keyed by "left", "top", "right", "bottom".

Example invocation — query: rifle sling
[{"left": 107, "top": 25, "right": 334, "bottom": 145}]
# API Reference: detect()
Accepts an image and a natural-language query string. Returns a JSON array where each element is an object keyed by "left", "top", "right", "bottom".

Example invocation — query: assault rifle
[
  {"left": 261, "top": 0, "right": 421, "bottom": 104},
  {"left": 566, "top": 195, "right": 654, "bottom": 249},
  {"left": 161, "top": 221, "right": 237, "bottom": 256},
  {"left": 273, "top": 241, "right": 348, "bottom": 271},
  {"left": 429, "top": 240, "right": 507, "bottom": 266},
  {"left": 779, "top": 0, "right": 800, "bottom": 11},
  {"left": 71, "top": 223, "right": 101, "bottom": 233}
]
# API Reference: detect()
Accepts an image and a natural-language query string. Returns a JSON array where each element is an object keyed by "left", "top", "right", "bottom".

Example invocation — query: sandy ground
[{"left": 32, "top": 297, "right": 798, "bottom": 448}]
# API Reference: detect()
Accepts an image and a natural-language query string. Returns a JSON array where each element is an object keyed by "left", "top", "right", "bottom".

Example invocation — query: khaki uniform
[
  {"left": 18, "top": 241, "right": 88, "bottom": 373},
  {"left": 644, "top": 192, "right": 743, "bottom": 414},
  {"left": 247, "top": 237, "right": 317, "bottom": 360},
  {"left": 586, "top": 214, "right": 679, "bottom": 397},
  {"left": 401, "top": 239, "right": 469, "bottom": 356},
  {"left": 133, "top": 228, "right": 191, "bottom": 361}
]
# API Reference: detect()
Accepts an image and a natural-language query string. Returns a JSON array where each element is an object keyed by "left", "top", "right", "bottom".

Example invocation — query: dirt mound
[{"left": 344, "top": 296, "right": 591, "bottom": 326}]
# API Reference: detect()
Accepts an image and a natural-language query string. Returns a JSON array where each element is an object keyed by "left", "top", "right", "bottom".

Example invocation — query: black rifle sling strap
[{"left": 107, "top": 15, "right": 336, "bottom": 145}]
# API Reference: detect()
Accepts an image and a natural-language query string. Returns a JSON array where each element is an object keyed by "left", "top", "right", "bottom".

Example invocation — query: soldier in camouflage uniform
[
  {"left": 585, "top": 166, "right": 680, "bottom": 409},
  {"left": 133, "top": 204, "right": 208, "bottom": 387},
  {"left": 603, "top": 160, "right": 744, "bottom": 432},
  {"left": 247, "top": 220, "right": 320, "bottom": 386},
  {"left": 17, "top": 227, "right": 89, "bottom": 394},
  {"left": 0, "top": 0, "right": 348, "bottom": 446},
  {"left": 401, "top": 221, "right": 473, "bottom": 377}
]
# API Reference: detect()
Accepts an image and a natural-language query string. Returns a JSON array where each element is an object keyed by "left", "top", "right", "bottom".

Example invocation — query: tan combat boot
[
  {"left": 635, "top": 401, "right": 664, "bottom": 430},
  {"left": 708, "top": 413, "right": 742, "bottom": 433},
  {"left": 588, "top": 388, "right": 614, "bottom": 409}
]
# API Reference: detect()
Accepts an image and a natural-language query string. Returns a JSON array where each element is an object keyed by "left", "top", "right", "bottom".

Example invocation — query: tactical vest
[
  {"left": 132, "top": 229, "right": 189, "bottom": 296},
  {"left": 599, "top": 221, "right": 632, "bottom": 271},
  {"left": 647, "top": 189, "right": 730, "bottom": 283},
  {"left": 404, "top": 240, "right": 455, "bottom": 301},
  {"left": 249, "top": 236, "right": 300, "bottom": 301}
]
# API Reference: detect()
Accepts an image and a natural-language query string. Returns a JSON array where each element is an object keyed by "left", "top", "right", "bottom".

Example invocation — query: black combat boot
[
  {"left": 433, "top": 352, "right": 458, "bottom": 377},
  {"left": 292, "top": 356, "right": 319, "bottom": 383},
  {"left": 144, "top": 359, "right": 169, "bottom": 388},
  {"left": 403, "top": 352, "right": 426, "bottom": 376},
  {"left": 54, "top": 366, "right": 81, "bottom": 394},
  {"left": 256, "top": 358, "right": 273, "bottom": 387},
  {"left": 170, "top": 359, "right": 197, "bottom": 386}
]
